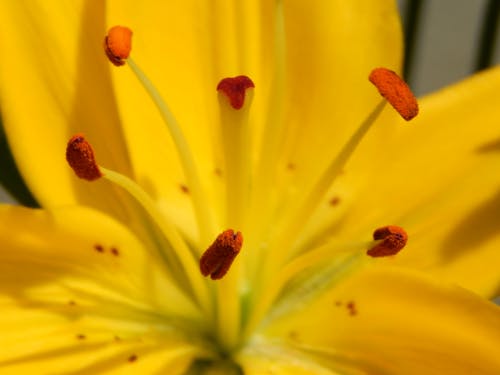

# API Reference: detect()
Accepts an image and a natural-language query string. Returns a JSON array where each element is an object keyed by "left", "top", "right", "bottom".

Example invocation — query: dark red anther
[
  {"left": 200, "top": 229, "right": 243, "bottom": 280},
  {"left": 66, "top": 134, "right": 102, "bottom": 181},
  {"left": 367, "top": 225, "right": 408, "bottom": 257}
]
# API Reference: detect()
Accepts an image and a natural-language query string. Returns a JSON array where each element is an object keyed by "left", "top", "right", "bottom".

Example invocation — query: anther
[
  {"left": 104, "top": 26, "right": 132, "bottom": 66},
  {"left": 200, "top": 229, "right": 243, "bottom": 280},
  {"left": 66, "top": 134, "right": 102, "bottom": 181},
  {"left": 369, "top": 68, "right": 419, "bottom": 121},
  {"left": 217, "top": 76, "right": 255, "bottom": 110},
  {"left": 367, "top": 225, "right": 408, "bottom": 257}
]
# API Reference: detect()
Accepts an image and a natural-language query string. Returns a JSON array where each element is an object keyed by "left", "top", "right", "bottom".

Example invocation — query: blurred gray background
[
  {"left": 399, "top": 0, "right": 499, "bottom": 95},
  {"left": 0, "top": 0, "right": 498, "bottom": 204}
]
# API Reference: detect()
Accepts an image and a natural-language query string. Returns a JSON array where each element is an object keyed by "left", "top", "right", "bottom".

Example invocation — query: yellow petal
[
  {"left": 0, "top": 204, "right": 205, "bottom": 373},
  {"left": 0, "top": 2, "right": 132, "bottom": 214},
  {"left": 0, "top": 309, "right": 198, "bottom": 375},
  {"left": 0, "top": 204, "right": 201, "bottom": 329},
  {"left": 322, "top": 66, "right": 500, "bottom": 297},
  {"left": 258, "top": 268, "right": 500, "bottom": 375},
  {"left": 281, "top": 0, "right": 403, "bottom": 195},
  {"left": 239, "top": 349, "right": 346, "bottom": 375},
  {"left": 247, "top": 0, "right": 403, "bottom": 251}
]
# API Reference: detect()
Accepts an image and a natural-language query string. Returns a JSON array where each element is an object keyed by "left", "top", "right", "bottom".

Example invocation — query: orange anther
[
  {"left": 200, "top": 229, "right": 243, "bottom": 280},
  {"left": 369, "top": 68, "right": 419, "bottom": 121},
  {"left": 66, "top": 134, "right": 102, "bottom": 181},
  {"left": 217, "top": 76, "right": 255, "bottom": 110},
  {"left": 367, "top": 225, "right": 408, "bottom": 257},
  {"left": 104, "top": 26, "right": 132, "bottom": 66}
]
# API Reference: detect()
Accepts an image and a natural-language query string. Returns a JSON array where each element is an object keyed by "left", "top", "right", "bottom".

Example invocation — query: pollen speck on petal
[{"left": 369, "top": 67, "right": 419, "bottom": 121}]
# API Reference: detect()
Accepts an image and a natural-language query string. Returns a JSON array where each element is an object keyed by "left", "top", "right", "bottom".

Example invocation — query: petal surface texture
[
  {"left": 0, "top": 1, "right": 132, "bottom": 215},
  {"left": 0, "top": 205, "right": 203, "bottom": 374},
  {"left": 254, "top": 268, "right": 500, "bottom": 375}
]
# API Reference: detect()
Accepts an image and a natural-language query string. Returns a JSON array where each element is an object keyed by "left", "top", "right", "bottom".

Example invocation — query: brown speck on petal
[
  {"left": 329, "top": 196, "right": 340, "bottom": 206},
  {"left": 346, "top": 301, "right": 358, "bottom": 316}
]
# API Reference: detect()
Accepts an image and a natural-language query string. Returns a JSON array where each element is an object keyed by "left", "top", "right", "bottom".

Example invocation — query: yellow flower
[{"left": 0, "top": 1, "right": 499, "bottom": 374}]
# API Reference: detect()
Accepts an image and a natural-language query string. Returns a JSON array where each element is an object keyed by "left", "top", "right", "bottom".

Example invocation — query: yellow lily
[{"left": 0, "top": 1, "right": 499, "bottom": 374}]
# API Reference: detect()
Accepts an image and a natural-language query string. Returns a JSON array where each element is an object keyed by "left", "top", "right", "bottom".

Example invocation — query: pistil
[
  {"left": 217, "top": 76, "right": 254, "bottom": 229},
  {"left": 213, "top": 76, "right": 254, "bottom": 351}
]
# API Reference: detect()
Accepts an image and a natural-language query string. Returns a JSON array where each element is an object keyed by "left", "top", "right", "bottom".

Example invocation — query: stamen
[
  {"left": 260, "top": 100, "right": 387, "bottom": 278},
  {"left": 369, "top": 67, "right": 419, "bottom": 121},
  {"left": 104, "top": 26, "right": 132, "bottom": 66},
  {"left": 217, "top": 76, "right": 255, "bottom": 110},
  {"left": 66, "top": 134, "right": 102, "bottom": 181},
  {"left": 200, "top": 230, "right": 243, "bottom": 280},
  {"left": 65, "top": 135, "right": 211, "bottom": 315},
  {"left": 367, "top": 225, "right": 408, "bottom": 257}
]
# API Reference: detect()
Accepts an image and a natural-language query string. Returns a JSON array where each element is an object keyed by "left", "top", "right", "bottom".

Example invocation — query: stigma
[
  {"left": 369, "top": 67, "right": 418, "bottom": 121},
  {"left": 200, "top": 230, "right": 243, "bottom": 280},
  {"left": 104, "top": 26, "right": 133, "bottom": 66},
  {"left": 367, "top": 225, "right": 408, "bottom": 257},
  {"left": 66, "top": 134, "right": 102, "bottom": 181},
  {"left": 217, "top": 76, "right": 255, "bottom": 110}
]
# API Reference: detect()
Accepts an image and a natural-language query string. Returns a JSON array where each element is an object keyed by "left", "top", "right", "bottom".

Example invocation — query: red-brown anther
[
  {"left": 66, "top": 134, "right": 102, "bottom": 181},
  {"left": 200, "top": 229, "right": 243, "bottom": 280},
  {"left": 217, "top": 75, "right": 255, "bottom": 109},
  {"left": 369, "top": 67, "right": 419, "bottom": 121},
  {"left": 367, "top": 225, "right": 408, "bottom": 257},
  {"left": 104, "top": 26, "right": 132, "bottom": 66}
]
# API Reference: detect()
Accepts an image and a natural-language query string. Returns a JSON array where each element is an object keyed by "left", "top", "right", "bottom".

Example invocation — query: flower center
[{"left": 67, "top": 17, "right": 418, "bottom": 361}]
